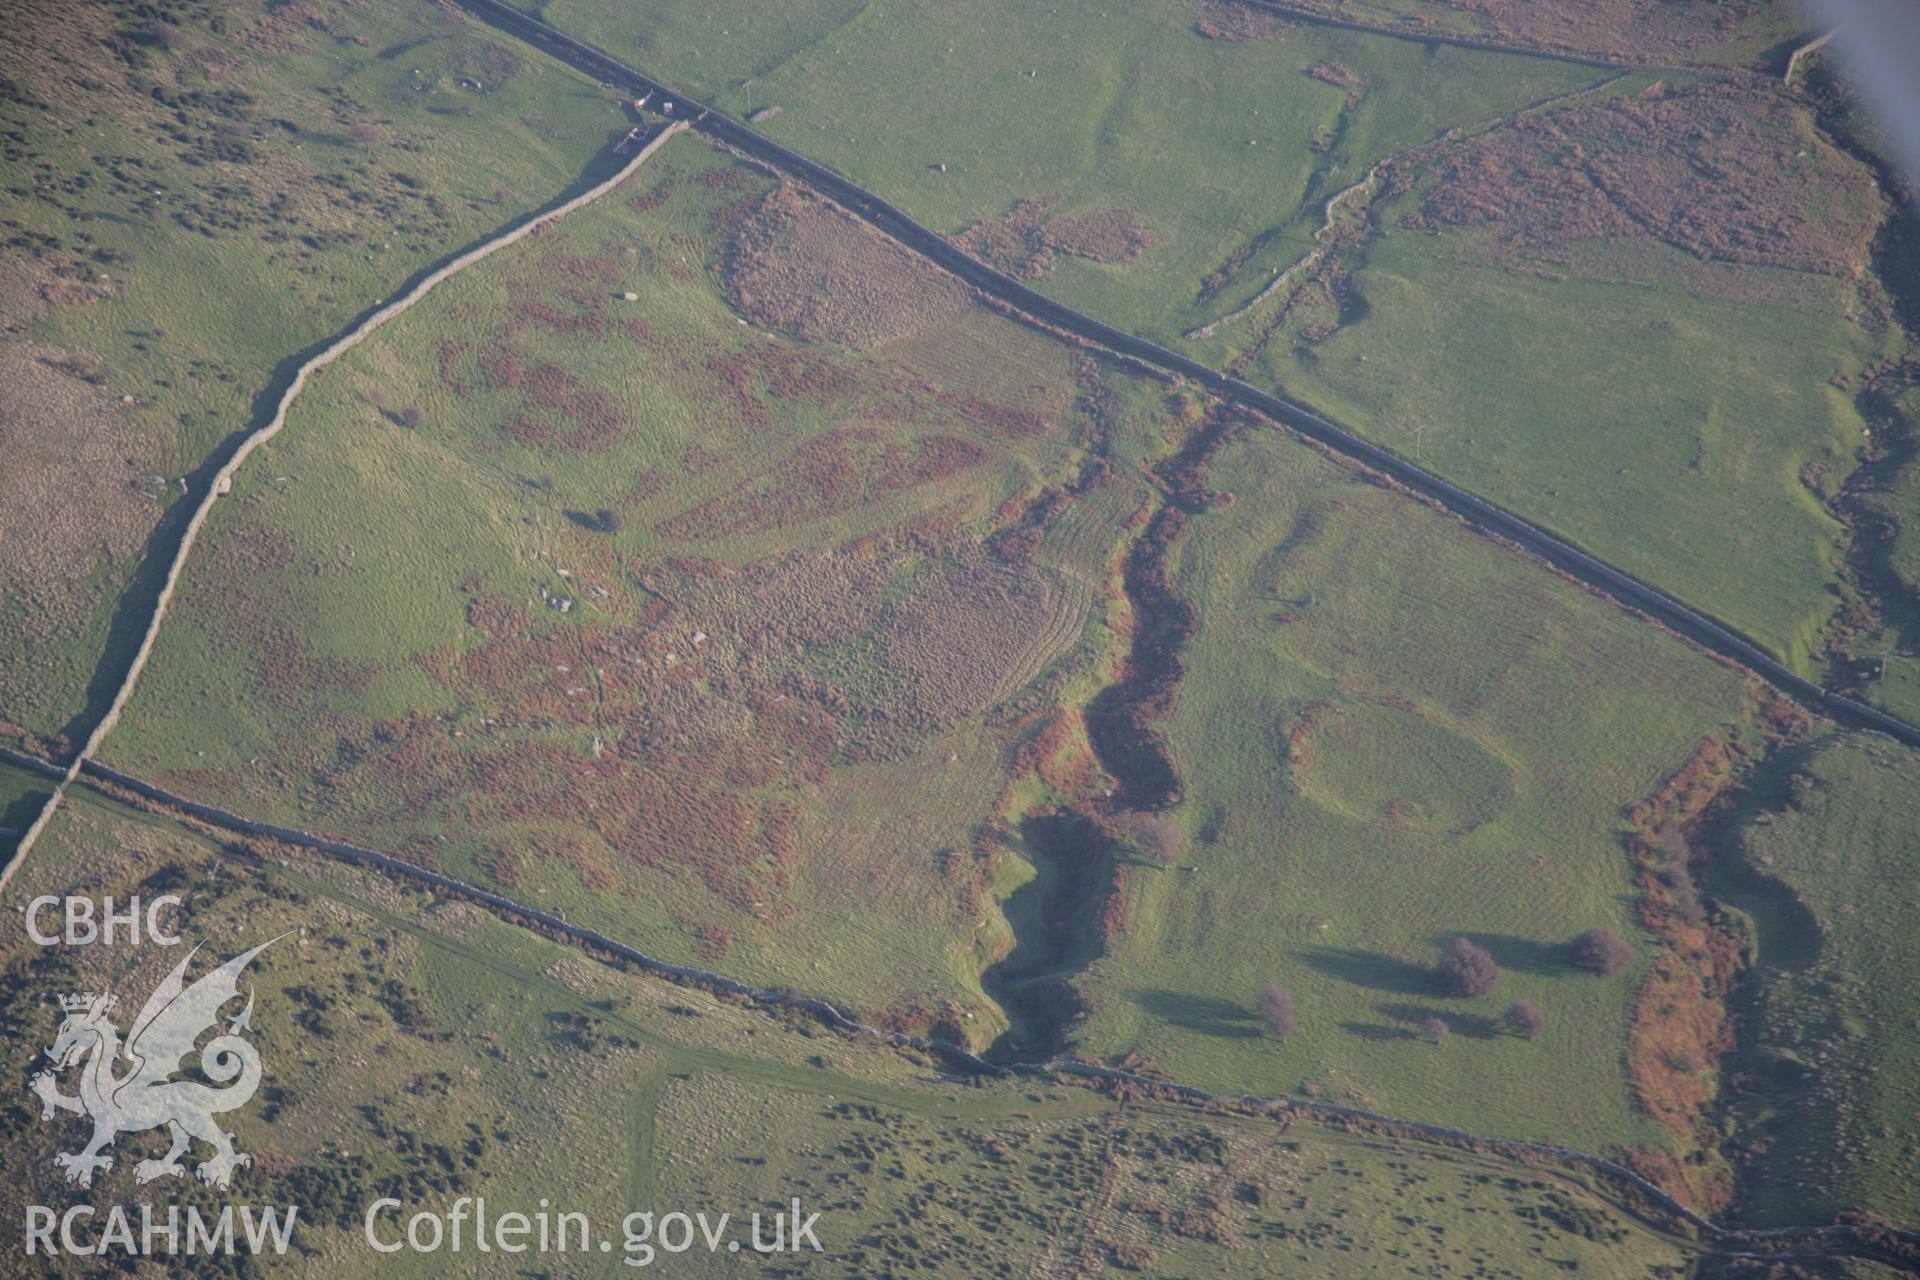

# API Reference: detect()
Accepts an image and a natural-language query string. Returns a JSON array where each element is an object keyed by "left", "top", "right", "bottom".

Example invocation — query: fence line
[
  {"left": 34, "top": 758, "right": 1915, "bottom": 1269},
  {"left": 0, "top": 122, "right": 687, "bottom": 898}
]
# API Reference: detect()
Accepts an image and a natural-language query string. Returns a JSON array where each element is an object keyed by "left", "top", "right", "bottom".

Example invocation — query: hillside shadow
[
  {"left": 982, "top": 812, "right": 1112, "bottom": 1062},
  {"left": 1699, "top": 740, "right": 1827, "bottom": 974},
  {"left": 1298, "top": 947, "right": 1432, "bottom": 997},
  {"left": 1377, "top": 1002, "right": 1501, "bottom": 1040},
  {"left": 51, "top": 132, "right": 637, "bottom": 760},
  {"left": 563, "top": 509, "right": 606, "bottom": 532},
  {"left": 1433, "top": 932, "right": 1567, "bottom": 976},
  {"left": 1129, "top": 989, "right": 1262, "bottom": 1039},
  {"left": 1341, "top": 1021, "right": 1414, "bottom": 1043},
  {"left": 0, "top": 781, "right": 55, "bottom": 866}
]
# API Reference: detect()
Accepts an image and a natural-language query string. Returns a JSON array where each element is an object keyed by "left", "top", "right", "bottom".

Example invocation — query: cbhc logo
[{"left": 24, "top": 896, "right": 183, "bottom": 946}]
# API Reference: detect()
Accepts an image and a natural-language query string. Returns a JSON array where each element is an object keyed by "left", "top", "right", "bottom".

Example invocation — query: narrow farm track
[
  {"left": 450, "top": 0, "right": 1920, "bottom": 758},
  {"left": 0, "top": 121, "right": 689, "bottom": 898},
  {"left": 0, "top": 744, "right": 1912, "bottom": 1271},
  {"left": 1226, "top": 0, "right": 1779, "bottom": 78}
]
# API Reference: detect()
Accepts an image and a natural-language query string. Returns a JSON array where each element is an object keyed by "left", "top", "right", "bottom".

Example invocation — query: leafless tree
[
  {"left": 1664, "top": 862, "right": 1706, "bottom": 924},
  {"left": 1504, "top": 1000, "right": 1546, "bottom": 1040},
  {"left": 1435, "top": 937, "right": 1499, "bottom": 998},
  {"left": 1420, "top": 1015, "right": 1449, "bottom": 1045},
  {"left": 1570, "top": 928, "right": 1632, "bottom": 976},
  {"left": 1256, "top": 985, "right": 1296, "bottom": 1039}
]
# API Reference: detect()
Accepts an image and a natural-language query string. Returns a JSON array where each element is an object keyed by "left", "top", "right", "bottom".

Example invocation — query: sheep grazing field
[
  {"left": 0, "top": 0, "right": 627, "bottom": 757},
  {"left": 3, "top": 0, "right": 1918, "bottom": 1273},
  {"left": 549, "top": 0, "right": 1915, "bottom": 709},
  {"left": 0, "top": 788, "right": 1733, "bottom": 1278}
]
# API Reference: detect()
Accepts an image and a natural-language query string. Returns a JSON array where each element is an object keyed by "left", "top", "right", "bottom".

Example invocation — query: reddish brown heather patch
[
  {"left": 871, "top": 999, "right": 971, "bottom": 1045},
  {"left": 465, "top": 595, "right": 532, "bottom": 637},
  {"left": 658, "top": 427, "right": 989, "bottom": 539},
  {"left": 690, "top": 921, "right": 732, "bottom": 961},
  {"left": 1193, "top": 0, "right": 1292, "bottom": 41},
  {"left": 540, "top": 829, "right": 617, "bottom": 893},
  {"left": 1047, "top": 209, "right": 1155, "bottom": 265},
  {"left": 1274, "top": 698, "right": 1338, "bottom": 772},
  {"left": 1012, "top": 710, "right": 1098, "bottom": 797},
  {"left": 515, "top": 293, "right": 609, "bottom": 339},
  {"left": 874, "top": 555, "right": 1063, "bottom": 730},
  {"left": 1405, "top": 84, "right": 1883, "bottom": 279},
  {"left": 698, "top": 344, "right": 870, "bottom": 436},
  {"left": 352, "top": 694, "right": 816, "bottom": 912},
  {"left": 1618, "top": 1146, "right": 1733, "bottom": 1219},
  {"left": 724, "top": 183, "right": 974, "bottom": 348},
  {"left": 663, "top": 548, "right": 893, "bottom": 657},
  {"left": 464, "top": 741, "right": 805, "bottom": 910},
  {"left": 1101, "top": 864, "right": 1132, "bottom": 939},
  {"left": 1461, "top": 0, "right": 1777, "bottom": 68},
  {"left": 1306, "top": 60, "right": 1360, "bottom": 88},
  {"left": 195, "top": 507, "right": 301, "bottom": 579},
  {"left": 479, "top": 846, "right": 522, "bottom": 891},
  {"left": 697, "top": 165, "right": 751, "bottom": 193},
  {"left": 538, "top": 247, "right": 624, "bottom": 286},
  {"left": 629, "top": 176, "right": 675, "bottom": 214},
  {"left": 503, "top": 247, "right": 637, "bottom": 340},
  {"left": 953, "top": 197, "right": 1154, "bottom": 280},
  {"left": 663, "top": 556, "right": 737, "bottom": 579},
  {"left": 404, "top": 561, "right": 941, "bottom": 911},
  {"left": 0, "top": 251, "right": 96, "bottom": 330},
  {"left": 933, "top": 387, "right": 1050, "bottom": 439},
  {"left": 617, "top": 313, "right": 670, "bottom": 350},
  {"left": 988, "top": 484, "right": 1073, "bottom": 560},
  {"left": 1617, "top": 736, "right": 1746, "bottom": 1211},
  {"left": 440, "top": 335, "right": 628, "bottom": 453},
  {"left": 1755, "top": 690, "right": 1811, "bottom": 740},
  {"left": 229, "top": 618, "right": 370, "bottom": 716}
]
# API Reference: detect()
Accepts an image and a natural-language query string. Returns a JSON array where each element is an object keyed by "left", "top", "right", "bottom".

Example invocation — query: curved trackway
[
  {"left": 0, "top": 746, "right": 1906, "bottom": 1272},
  {"left": 1230, "top": 0, "right": 1776, "bottom": 79},
  {"left": 451, "top": 0, "right": 1920, "bottom": 756},
  {"left": 0, "top": 122, "right": 689, "bottom": 898}
]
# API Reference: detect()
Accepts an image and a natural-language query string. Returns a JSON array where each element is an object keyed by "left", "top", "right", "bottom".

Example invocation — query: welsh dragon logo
[{"left": 30, "top": 938, "right": 279, "bottom": 1190}]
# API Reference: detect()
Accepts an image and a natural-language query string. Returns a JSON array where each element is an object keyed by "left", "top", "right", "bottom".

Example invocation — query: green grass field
[
  {"left": 95, "top": 130, "right": 1143, "bottom": 1033},
  {"left": 529, "top": 0, "right": 1906, "bottom": 679},
  {"left": 10, "top": 1, "right": 1919, "bottom": 1249},
  {"left": 78, "top": 116, "right": 1861, "bottom": 1191},
  {"left": 543, "top": 0, "right": 1605, "bottom": 343},
  {"left": 0, "top": 0, "right": 628, "bottom": 750},
  {"left": 1712, "top": 733, "right": 1920, "bottom": 1227},
  {"left": 0, "top": 785, "right": 1717, "bottom": 1277},
  {"left": 1259, "top": 228, "right": 1880, "bottom": 667},
  {"left": 1067, "top": 423, "right": 1761, "bottom": 1160}
]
